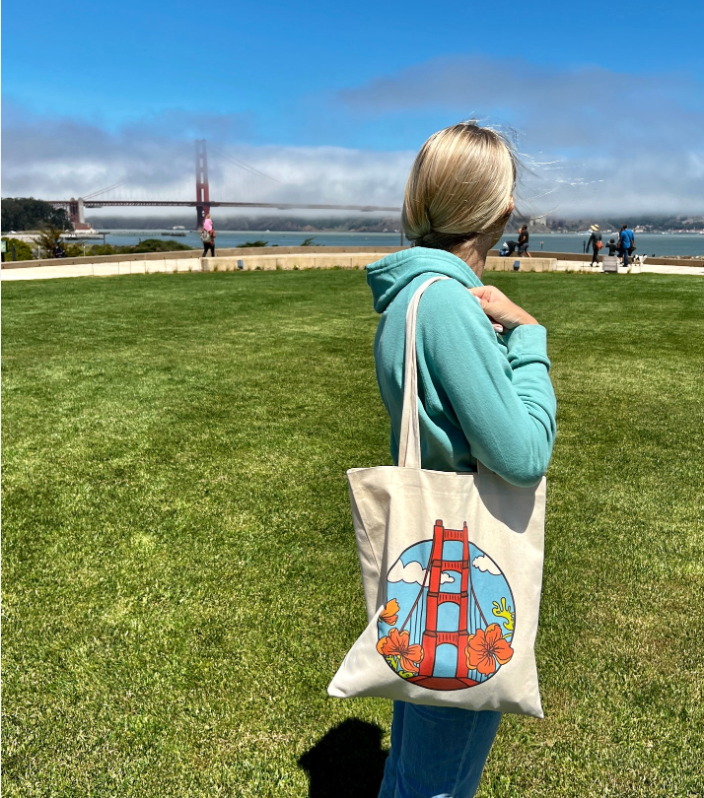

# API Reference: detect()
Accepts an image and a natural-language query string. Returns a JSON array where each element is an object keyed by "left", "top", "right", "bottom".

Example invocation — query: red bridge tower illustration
[{"left": 402, "top": 519, "right": 489, "bottom": 690}]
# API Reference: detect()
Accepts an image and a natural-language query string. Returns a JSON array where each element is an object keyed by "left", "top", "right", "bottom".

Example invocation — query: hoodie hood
[{"left": 366, "top": 247, "right": 484, "bottom": 313}]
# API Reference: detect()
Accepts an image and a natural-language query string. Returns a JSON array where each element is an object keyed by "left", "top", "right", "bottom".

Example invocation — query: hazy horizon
[{"left": 79, "top": 211, "right": 704, "bottom": 228}]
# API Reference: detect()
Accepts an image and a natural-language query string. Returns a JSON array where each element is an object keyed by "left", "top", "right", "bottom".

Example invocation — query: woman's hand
[{"left": 469, "top": 285, "right": 538, "bottom": 330}]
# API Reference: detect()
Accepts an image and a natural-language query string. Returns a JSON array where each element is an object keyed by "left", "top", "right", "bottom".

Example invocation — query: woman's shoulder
[{"left": 417, "top": 277, "right": 488, "bottom": 333}]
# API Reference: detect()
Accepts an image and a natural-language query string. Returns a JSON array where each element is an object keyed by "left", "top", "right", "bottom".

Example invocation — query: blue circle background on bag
[{"left": 376, "top": 521, "right": 516, "bottom": 691}]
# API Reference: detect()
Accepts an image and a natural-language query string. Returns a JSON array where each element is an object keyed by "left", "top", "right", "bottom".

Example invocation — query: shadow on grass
[{"left": 298, "top": 718, "right": 387, "bottom": 798}]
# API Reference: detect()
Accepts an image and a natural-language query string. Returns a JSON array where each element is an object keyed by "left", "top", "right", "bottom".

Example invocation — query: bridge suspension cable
[
  {"left": 82, "top": 182, "right": 127, "bottom": 200},
  {"left": 208, "top": 143, "right": 282, "bottom": 184}
]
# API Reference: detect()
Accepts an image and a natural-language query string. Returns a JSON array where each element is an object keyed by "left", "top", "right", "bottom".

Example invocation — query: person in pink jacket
[{"left": 201, "top": 214, "right": 216, "bottom": 257}]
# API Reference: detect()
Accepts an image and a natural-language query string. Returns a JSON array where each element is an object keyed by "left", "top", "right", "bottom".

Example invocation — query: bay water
[{"left": 97, "top": 230, "right": 704, "bottom": 258}]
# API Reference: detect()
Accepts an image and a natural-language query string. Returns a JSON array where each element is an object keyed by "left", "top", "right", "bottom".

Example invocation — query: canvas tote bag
[{"left": 328, "top": 276, "right": 547, "bottom": 717}]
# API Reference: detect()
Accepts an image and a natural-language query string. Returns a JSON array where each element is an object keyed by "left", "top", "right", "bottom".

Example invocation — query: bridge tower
[
  {"left": 417, "top": 520, "right": 471, "bottom": 679},
  {"left": 195, "top": 139, "right": 211, "bottom": 230},
  {"left": 50, "top": 198, "right": 89, "bottom": 231}
]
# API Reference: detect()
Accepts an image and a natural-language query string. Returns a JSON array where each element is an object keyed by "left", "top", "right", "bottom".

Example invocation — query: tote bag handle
[
  {"left": 397, "top": 276, "right": 450, "bottom": 468},
  {"left": 397, "top": 276, "right": 493, "bottom": 475}
]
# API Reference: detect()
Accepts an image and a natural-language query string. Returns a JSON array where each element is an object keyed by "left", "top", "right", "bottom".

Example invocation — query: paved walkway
[
  {"left": 554, "top": 260, "right": 704, "bottom": 276},
  {"left": 1, "top": 260, "right": 199, "bottom": 280},
  {"left": 2, "top": 259, "right": 703, "bottom": 281}
]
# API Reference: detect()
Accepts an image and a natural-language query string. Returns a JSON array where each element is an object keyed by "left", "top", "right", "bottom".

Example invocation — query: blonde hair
[{"left": 402, "top": 122, "right": 517, "bottom": 249}]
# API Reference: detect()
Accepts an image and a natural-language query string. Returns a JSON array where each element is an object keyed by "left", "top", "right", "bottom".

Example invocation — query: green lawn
[{"left": 2, "top": 270, "right": 703, "bottom": 798}]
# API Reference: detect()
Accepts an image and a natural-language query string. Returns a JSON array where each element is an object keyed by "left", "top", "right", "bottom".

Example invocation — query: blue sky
[{"left": 3, "top": 0, "right": 703, "bottom": 216}]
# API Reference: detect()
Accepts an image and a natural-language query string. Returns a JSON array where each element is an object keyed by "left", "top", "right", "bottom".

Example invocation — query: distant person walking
[
  {"left": 201, "top": 214, "right": 216, "bottom": 257},
  {"left": 517, "top": 225, "right": 531, "bottom": 257},
  {"left": 618, "top": 224, "right": 635, "bottom": 267},
  {"left": 586, "top": 224, "right": 602, "bottom": 267}
]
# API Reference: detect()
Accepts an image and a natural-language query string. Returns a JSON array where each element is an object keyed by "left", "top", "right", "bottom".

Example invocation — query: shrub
[
  {"left": 131, "top": 239, "right": 193, "bottom": 253},
  {"left": 34, "top": 226, "right": 66, "bottom": 259},
  {"left": 2, "top": 237, "right": 35, "bottom": 261}
]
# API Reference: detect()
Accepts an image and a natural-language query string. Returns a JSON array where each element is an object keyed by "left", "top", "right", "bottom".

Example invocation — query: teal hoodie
[{"left": 366, "top": 247, "right": 557, "bottom": 487}]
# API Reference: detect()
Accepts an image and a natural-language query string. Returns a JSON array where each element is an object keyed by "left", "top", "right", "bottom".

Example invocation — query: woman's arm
[{"left": 418, "top": 280, "right": 557, "bottom": 487}]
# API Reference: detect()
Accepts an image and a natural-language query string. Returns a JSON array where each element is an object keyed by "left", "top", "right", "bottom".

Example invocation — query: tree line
[{"left": 2, "top": 197, "right": 72, "bottom": 232}]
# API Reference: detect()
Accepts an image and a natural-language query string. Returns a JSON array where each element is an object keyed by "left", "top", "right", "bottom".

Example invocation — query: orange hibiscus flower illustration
[
  {"left": 377, "top": 628, "right": 424, "bottom": 674},
  {"left": 379, "top": 598, "right": 400, "bottom": 626},
  {"left": 466, "top": 623, "right": 514, "bottom": 676}
]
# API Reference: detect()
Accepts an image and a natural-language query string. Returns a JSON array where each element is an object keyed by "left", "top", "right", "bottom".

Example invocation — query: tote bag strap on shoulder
[{"left": 398, "top": 276, "right": 450, "bottom": 469}]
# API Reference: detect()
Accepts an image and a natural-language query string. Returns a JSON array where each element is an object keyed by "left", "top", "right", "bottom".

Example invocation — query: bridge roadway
[{"left": 48, "top": 200, "right": 401, "bottom": 212}]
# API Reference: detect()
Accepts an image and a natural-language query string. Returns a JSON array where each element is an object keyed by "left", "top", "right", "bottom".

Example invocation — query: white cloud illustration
[
  {"left": 389, "top": 560, "right": 455, "bottom": 585},
  {"left": 472, "top": 555, "right": 501, "bottom": 576}
]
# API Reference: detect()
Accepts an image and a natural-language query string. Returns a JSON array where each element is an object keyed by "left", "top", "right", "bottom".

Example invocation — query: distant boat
[
  {"left": 61, "top": 230, "right": 104, "bottom": 241},
  {"left": 171, "top": 225, "right": 186, "bottom": 230}
]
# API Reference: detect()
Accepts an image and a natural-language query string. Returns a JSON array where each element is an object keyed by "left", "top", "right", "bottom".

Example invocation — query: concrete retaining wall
[
  {"left": 1, "top": 245, "right": 404, "bottom": 271},
  {"left": 485, "top": 256, "right": 556, "bottom": 272},
  {"left": 2, "top": 244, "right": 701, "bottom": 272},
  {"left": 201, "top": 252, "right": 387, "bottom": 271},
  {"left": 520, "top": 250, "right": 703, "bottom": 268},
  {"left": 204, "top": 254, "right": 559, "bottom": 272},
  {"left": 3, "top": 244, "right": 702, "bottom": 281}
]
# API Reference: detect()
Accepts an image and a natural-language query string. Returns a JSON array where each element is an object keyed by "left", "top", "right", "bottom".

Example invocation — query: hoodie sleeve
[{"left": 418, "top": 279, "right": 556, "bottom": 487}]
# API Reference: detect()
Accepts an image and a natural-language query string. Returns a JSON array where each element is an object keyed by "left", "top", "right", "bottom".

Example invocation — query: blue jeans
[{"left": 378, "top": 702, "right": 502, "bottom": 798}]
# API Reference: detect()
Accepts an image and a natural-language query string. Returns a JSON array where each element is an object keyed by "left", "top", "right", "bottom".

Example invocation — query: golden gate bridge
[{"left": 47, "top": 139, "right": 400, "bottom": 231}]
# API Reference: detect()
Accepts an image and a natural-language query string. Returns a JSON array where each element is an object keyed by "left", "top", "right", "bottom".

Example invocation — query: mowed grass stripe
[{"left": 2, "top": 270, "right": 703, "bottom": 797}]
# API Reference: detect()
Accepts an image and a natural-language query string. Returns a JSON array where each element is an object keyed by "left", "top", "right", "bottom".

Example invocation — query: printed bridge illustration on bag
[{"left": 377, "top": 520, "right": 515, "bottom": 691}]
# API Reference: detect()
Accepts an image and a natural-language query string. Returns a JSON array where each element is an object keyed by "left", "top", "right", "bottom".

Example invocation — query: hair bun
[{"left": 401, "top": 123, "right": 516, "bottom": 250}]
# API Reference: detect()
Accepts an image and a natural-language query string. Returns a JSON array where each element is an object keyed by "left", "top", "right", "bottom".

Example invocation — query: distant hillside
[
  {"left": 86, "top": 215, "right": 403, "bottom": 233},
  {"left": 521, "top": 215, "right": 704, "bottom": 233}
]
